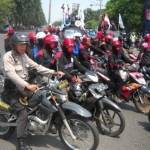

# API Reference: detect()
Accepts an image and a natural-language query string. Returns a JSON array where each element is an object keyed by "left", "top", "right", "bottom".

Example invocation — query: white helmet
[{"left": 36, "top": 32, "right": 46, "bottom": 39}]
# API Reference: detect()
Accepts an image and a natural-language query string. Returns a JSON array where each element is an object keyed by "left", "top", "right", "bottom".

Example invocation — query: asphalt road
[{"left": 0, "top": 33, "right": 150, "bottom": 150}]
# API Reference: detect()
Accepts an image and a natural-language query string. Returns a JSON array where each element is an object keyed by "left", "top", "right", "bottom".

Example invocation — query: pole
[
  {"left": 99, "top": 0, "right": 102, "bottom": 11},
  {"left": 48, "top": 0, "right": 52, "bottom": 25}
]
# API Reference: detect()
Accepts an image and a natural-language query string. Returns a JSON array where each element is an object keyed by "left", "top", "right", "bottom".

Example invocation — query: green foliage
[
  {"left": 0, "top": 0, "right": 46, "bottom": 27},
  {"left": 12, "top": 0, "right": 46, "bottom": 27},
  {"left": 84, "top": 8, "right": 101, "bottom": 29},
  {"left": 106, "top": 0, "right": 144, "bottom": 32},
  {"left": 53, "top": 21, "right": 61, "bottom": 27},
  {"left": 0, "top": 0, "right": 15, "bottom": 24},
  {"left": 85, "top": 19, "right": 98, "bottom": 29},
  {"left": 84, "top": 8, "right": 106, "bottom": 29}
]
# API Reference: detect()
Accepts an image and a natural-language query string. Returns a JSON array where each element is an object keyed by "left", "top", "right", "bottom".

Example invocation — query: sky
[{"left": 41, "top": 0, "right": 109, "bottom": 23}]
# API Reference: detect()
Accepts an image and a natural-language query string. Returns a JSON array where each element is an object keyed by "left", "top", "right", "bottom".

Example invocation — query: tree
[
  {"left": 53, "top": 21, "right": 61, "bottom": 27},
  {"left": 12, "top": 0, "right": 46, "bottom": 27},
  {"left": 84, "top": 8, "right": 106, "bottom": 29},
  {"left": 106, "top": 0, "right": 144, "bottom": 32},
  {"left": 0, "top": 0, "right": 15, "bottom": 24},
  {"left": 84, "top": 8, "right": 101, "bottom": 29}
]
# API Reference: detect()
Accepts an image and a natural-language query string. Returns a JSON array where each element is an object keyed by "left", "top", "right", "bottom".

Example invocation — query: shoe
[{"left": 17, "top": 138, "right": 32, "bottom": 150}]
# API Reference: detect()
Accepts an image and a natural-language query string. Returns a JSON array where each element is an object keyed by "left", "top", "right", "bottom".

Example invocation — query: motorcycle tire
[
  {"left": 58, "top": 115, "right": 99, "bottom": 150},
  {"left": 95, "top": 107, "right": 125, "bottom": 137},
  {"left": 133, "top": 91, "right": 150, "bottom": 114},
  {"left": 148, "top": 111, "right": 150, "bottom": 122},
  {"left": 0, "top": 114, "right": 15, "bottom": 139}
]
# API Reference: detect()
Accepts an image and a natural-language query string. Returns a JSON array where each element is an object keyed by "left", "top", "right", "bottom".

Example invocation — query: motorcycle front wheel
[
  {"left": 58, "top": 115, "right": 99, "bottom": 150},
  {"left": 95, "top": 107, "right": 125, "bottom": 137}
]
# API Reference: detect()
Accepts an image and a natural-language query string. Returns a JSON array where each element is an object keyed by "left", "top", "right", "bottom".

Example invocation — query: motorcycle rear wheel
[
  {"left": 148, "top": 111, "right": 150, "bottom": 122},
  {"left": 133, "top": 91, "right": 150, "bottom": 114}
]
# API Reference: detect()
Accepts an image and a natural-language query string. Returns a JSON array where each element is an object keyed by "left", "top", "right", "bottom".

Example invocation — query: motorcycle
[
  {"left": 65, "top": 70, "right": 125, "bottom": 137},
  {"left": 148, "top": 110, "right": 150, "bottom": 122},
  {"left": 140, "top": 66, "right": 150, "bottom": 87},
  {"left": 0, "top": 77, "right": 99, "bottom": 150},
  {"left": 97, "top": 63, "right": 150, "bottom": 114}
]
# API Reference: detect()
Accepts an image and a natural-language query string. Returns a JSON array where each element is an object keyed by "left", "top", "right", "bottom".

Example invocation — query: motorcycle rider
[
  {"left": 36, "top": 34, "right": 62, "bottom": 70},
  {"left": 4, "top": 26, "right": 15, "bottom": 52},
  {"left": 57, "top": 38, "right": 87, "bottom": 82},
  {"left": 139, "top": 33, "right": 150, "bottom": 67},
  {"left": 28, "top": 32, "right": 37, "bottom": 59},
  {"left": 107, "top": 38, "right": 132, "bottom": 100},
  {"left": 2, "top": 33, "right": 64, "bottom": 150}
]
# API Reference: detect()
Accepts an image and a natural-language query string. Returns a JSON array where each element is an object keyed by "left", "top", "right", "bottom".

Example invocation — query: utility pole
[
  {"left": 48, "top": 0, "right": 52, "bottom": 25},
  {"left": 99, "top": 0, "right": 103, "bottom": 11}
]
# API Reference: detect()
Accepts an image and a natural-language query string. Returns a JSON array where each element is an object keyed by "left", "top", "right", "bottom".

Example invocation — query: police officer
[{"left": 2, "top": 33, "right": 64, "bottom": 150}]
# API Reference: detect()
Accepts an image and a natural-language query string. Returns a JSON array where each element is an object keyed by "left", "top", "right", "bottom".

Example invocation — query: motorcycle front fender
[
  {"left": 62, "top": 101, "right": 92, "bottom": 118},
  {"left": 98, "top": 97, "right": 122, "bottom": 112}
]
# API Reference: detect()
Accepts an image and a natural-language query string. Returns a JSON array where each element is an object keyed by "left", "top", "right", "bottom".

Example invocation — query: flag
[
  {"left": 101, "top": 13, "right": 111, "bottom": 31},
  {"left": 80, "top": 9, "right": 85, "bottom": 29},
  {"left": 119, "top": 13, "right": 125, "bottom": 29},
  {"left": 61, "top": 3, "right": 70, "bottom": 27}
]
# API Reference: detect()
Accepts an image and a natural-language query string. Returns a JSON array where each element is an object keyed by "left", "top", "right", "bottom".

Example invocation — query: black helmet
[{"left": 12, "top": 33, "right": 29, "bottom": 45}]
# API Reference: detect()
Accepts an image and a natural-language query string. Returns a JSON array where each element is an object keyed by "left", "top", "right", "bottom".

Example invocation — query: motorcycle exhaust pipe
[{"left": 28, "top": 115, "right": 49, "bottom": 125}]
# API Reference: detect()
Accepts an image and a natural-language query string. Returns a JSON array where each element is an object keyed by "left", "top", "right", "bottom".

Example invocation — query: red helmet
[
  {"left": 112, "top": 38, "right": 121, "bottom": 54},
  {"left": 63, "top": 38, "right": 74, "bottom": 53},
  {"left": 49, "top": 27, "right": 56, "bottom": 34},
  {"left": 108, "top": 30, "right": 114, "bottom": 37},
  {"left": 112, "top": 38, "right": 121, "bottom": 47},
  {"left": 28, "top": 32, "right": 36, "bottom": 43},
  {"left": 7, "top": 26, "right": 14, "bottom": 36},
  {"left": 82, "top": 36, "right": 91, "bottom": 46},
  {"left": 44, "top": 35, "right": 58, "bottom": 49},
  {"left": 144, "top": 34, "right": 150, "bottom": 42},
  {"left": 96, "top": 31, "right": 104, "bottom": 40},
  {"left": 105, "top": 34, "right": 112, "bottom": 43}
]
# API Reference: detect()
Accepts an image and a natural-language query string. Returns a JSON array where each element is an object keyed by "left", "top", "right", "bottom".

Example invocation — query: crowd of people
[{"left": 2, "top": 23, "right": 150, "bottom": 150}]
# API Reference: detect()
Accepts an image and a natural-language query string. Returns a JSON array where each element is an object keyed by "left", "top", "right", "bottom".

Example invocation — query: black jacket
[{"left": 57, "top": 54, "right": 88, "bottom": 81}]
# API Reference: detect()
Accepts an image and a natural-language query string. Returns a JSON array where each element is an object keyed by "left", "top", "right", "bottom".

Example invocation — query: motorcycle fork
[
  {"left": 94, "top": 101, "right": 110, "bottom": 124},
  {"left": 57, "top": 105, "right": 77, "bottom": 140},
  {"left": 52, "top": 97, "right": 77, "bottom": 140},
  {"left": 134, "top": 90, "right": 145, "bottom": 104}
]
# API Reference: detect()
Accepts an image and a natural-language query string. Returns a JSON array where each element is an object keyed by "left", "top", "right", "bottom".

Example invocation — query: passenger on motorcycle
[{"left": 2, "top": 33, "right": 64, "bottom": 150}]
